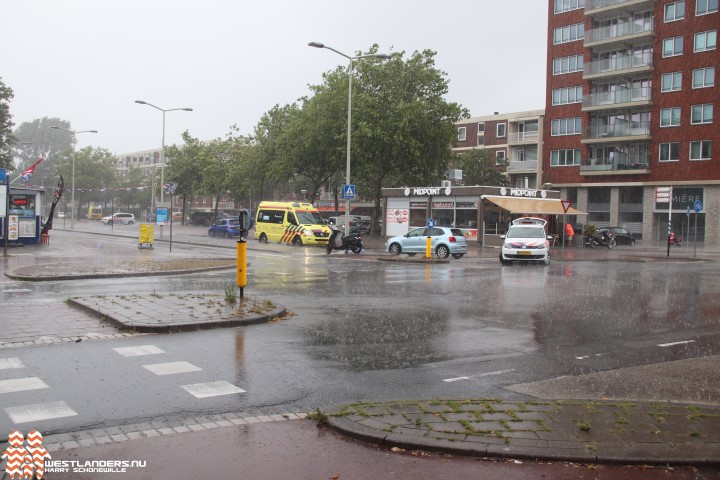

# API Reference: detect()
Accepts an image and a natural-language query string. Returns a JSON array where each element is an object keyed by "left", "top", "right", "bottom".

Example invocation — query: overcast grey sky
[{"left": 2, "top": 0, "right": 548, "bottom": 155}]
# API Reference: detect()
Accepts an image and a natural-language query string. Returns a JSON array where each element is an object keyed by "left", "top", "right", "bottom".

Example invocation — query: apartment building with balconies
[
  {"left": 545, "top": 0, "right": 718, "bottom": 243},
  {"left": 454, "top": 110, "right": 545, "bottom": 189}
]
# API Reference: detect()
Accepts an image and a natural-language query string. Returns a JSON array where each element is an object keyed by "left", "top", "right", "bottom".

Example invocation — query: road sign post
[{"left": 694, "top": 199, "right": 702, "bottom": 259}]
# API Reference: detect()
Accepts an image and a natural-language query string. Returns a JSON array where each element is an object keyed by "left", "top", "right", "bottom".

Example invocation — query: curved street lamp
[
  {"left": 308, "top": 42, "right": 390, "bottom": 235},
  {"left": 50, "top": 126, "right": 98, "bottom": 228},
  {"left": 134, "top": 100, "right": 193, "bottom": 204}
]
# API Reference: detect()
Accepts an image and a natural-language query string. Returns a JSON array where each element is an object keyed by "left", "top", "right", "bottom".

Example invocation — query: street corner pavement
[
  {"left": 69, "top": 292, "right": 288, "bottom": 333},
  {"left": 322, "top": 399, "right": 720, "bottom": 466}
]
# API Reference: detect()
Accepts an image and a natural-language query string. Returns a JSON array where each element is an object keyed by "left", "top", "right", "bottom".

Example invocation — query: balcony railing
[
  {"left": 585, "top": 0, "right": 650, "bottom": 11},
  {"left": 507, "top": 160, "right": 538, "bottom": 172},
  {"left": 584, "top": 51, "right": 652, "bottom": 76},
  {"left": 584, "top": 121, "right": 651, "bottom": 140},
  {"left": 581, "top": 153, "right": 649, "bottom": 172},
  {"left": 583, "top": 86, "right": 651, "bottom": 108},
  {"left": 508, "top": 131, "right": 539, "bottom": 144},
  {"left": 585, "top": 18, "right": 653, "bottom": 44}
]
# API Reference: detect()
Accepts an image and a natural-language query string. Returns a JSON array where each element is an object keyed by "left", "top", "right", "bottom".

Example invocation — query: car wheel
[
  {"left": 543, "top": 254, "right": 551, "bottom": 266},
  {"left": 630, "top": 239, "right": 636, "bottom": 246},
  {"left": 389, "top": 243, "right": 401, "bottom": 255},
  {"left": 607, "top": 238, "right": 616, "bottom": 249},
  {"left": 128, "top": 220, "right": 134, "bottom": 225},
  {"left": 224, "top": 231, "right": 230, "bottom": 238},
  {"left": 208, "top": 230, "right": 214, "bottom": 237},
  {"left": 292, "top": 236, "right": 303, "bottom": 247},
  {"left": 452, "top": 253, "right": 464, "bottom": 259},
  {"left": 259, "top": 233, "right": 268, "bottom": 244},
  {"left": 436, "top": 245, "right": 450, "bottom": 258},
  {"left": 499, "top": 253, "right": 511, "bottom": 266}
]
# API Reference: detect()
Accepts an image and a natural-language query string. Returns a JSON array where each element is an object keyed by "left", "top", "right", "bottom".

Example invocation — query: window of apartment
[
  {"left": 694, "top": 30, "right": 717, "bottom": 52},
  {"left": 662, "top": 36, "right": 684, "bottom": 57},
  {"left": 659, "top": 142, "right": 680, "bottom": 161},
  {"left": 696, "top": 0, "right": 718, "bottom": 15},
  {"left": 552, "top": 86, "right": 583, "bottom": 105},
  {"left": 496, "top": 123, "right": 506, "bottom": 138},
  {"left": 553, "top": 23, "right": 585, "bottom": 44},
  {"left": 495, "top": 150, "right": 506, "bottom": 165},
  {"left": 660, "top": 107, "right": 681, "bottom": 126},
  {"left": 691, "top": 104, "right": 713, "bottom": 124},
  {"left": 477, "top": 123, "right": 485, "bottom": 146},
  {"left": 552, "top": 54, "right": 584, "bottom": 75},
  {"left": 554, "top": 0, "right": 584, "bottom": 14},
  {"left": 457, "top": 127, "right": 466, "bottom": 141},
  {"left": 551, "top": 117, "right": 582, "bottom": 136},
  {"left": 661, "top": 72, "right": 682, "bottom": 92},
  {"left": 550, "top": 149, "right": 581, "bottom": 166},
  {"left": 690, "top": 140, "right": 712, "bottom": 160},
  {"left": 693, "top": 67, "right": 715, "bottom": 88},
  {"left": 664, "top": 1, "right": 685, "bottom": 21}
]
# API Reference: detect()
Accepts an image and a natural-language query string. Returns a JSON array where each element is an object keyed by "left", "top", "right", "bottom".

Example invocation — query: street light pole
[
  {"left": 134, "top": 101, "right": 193, "bottom": 204},
  {"left": 308, "top": 42, "right": 390, "bottom": 236},
  {"left": 50, "top": 126, "right": 98, "bottom": 229}
]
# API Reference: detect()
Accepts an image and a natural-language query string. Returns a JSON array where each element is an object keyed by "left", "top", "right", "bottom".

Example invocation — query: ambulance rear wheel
[
  {"left": 292, "top": 236, "right": 303, "bottom": 247},
  {"left": 259, "top": 233, "right": 268, "bottom": 244}
]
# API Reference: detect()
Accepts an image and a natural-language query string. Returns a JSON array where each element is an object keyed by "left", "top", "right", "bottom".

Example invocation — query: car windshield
[
  {"left": 297, "top": 211, "right": 324, "bottom": 225},
  {"left": 506, "top": 226, "right": 545, "bottom": 239}
]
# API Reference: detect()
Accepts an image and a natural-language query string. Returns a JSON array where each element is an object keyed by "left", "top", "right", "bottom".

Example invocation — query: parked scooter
[
  {"left": 326, "top": 225, "right": 364, "bottom": 254},
  {"left": 669, "top": 232, "right": 682, "bottom": 246},
  {"left": 586, "top": 228, "right": 617, "bottom": 249}
]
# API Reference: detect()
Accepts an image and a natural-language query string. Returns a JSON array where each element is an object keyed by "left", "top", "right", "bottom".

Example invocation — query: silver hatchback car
[{"left": 385, "top": 226, "right": 468, "bottom": 258}]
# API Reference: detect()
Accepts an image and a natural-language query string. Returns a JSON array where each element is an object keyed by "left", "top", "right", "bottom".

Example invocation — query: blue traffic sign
[
  {"left": 694, "top": 199, "right": 702, "bottom": 213},
  {"left": 427, "top": 218, "right": 435, "bottom": 228},
  {"left": 343, "top": 184, "right": 356, "bottom": 199}
]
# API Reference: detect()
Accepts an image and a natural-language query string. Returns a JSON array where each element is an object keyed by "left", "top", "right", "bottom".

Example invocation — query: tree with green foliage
[
  {"left": 306, "top": 47, "right": 467, "bottom": 235},
  {"left": 13, "top": 117, "right": 73, "bottom": 175},
  {"left": 165, "top": 131, "right": 207, "bottom": 221},
  {"left": 455, "top": 148, "right": 509, "bottom": 187},
  {"left": 53, "top": 147, "right": 116, "bottom": 221},
  {"left": 0, "top": 78, "right": 16, "bottom": 170},
  {"left": 252, "top": 105, "right": 299, "bottom": 201}
]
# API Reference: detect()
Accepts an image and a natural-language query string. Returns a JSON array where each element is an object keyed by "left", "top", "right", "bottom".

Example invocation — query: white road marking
[
  {"left": 113, "top": 345, "right": 166, "bottom": 357},
  {"left": 180, "top": 381, "right": 246, "bottom": 398},
  {"left": 658, "top": 340, "right": 695, "bottom": 347},
  {"left": 0, "top": 377, "right": 49, "bottom": 394},
  {"left": 0, "top": 358, "right": 25, "bottom": 370},
  {"left": 142, "top": 361, "right": 201, "bottom": 376},
  {"left": 3, "top": 289, "right": 33, "bottom": 293},
  {"left": 575, "top": 352, "right": 609, "bottom": 360},
  {"left": 443, "top": 369, "right": 515, "bottom": 383},
  {"left": 5, "top": 401, "right": 78, "bottom": 424}
]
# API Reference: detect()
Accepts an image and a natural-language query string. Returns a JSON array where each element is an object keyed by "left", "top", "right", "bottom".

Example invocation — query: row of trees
[{"left": 1, "top": 48, "right": 509, "bottom": 230}]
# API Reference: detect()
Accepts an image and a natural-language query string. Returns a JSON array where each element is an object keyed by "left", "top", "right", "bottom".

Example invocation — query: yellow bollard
[
  {"left": 425, "top": 236, "right": 432, "bottom": 259},
  {"left": 236, "top": 239, "right": 247, "bottom": 298}
]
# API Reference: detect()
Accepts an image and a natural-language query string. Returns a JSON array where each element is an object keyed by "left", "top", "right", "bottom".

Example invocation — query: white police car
[{"left": 499, "top": 217, "right": 552, "bottom": 266}]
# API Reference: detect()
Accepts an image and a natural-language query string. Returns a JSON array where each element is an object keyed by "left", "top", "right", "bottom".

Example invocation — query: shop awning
[{"left": 481, "top": 195, "right": 586, "bottom": 215}]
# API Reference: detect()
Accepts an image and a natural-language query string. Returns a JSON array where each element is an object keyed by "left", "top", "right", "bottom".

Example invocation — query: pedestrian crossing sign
[{"left": 343, "top": 184, "right": 356, "bottom": 199}]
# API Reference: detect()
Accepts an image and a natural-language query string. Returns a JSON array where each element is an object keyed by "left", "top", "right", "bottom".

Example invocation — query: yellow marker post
[
  {"left": 425, "top": 236, "right": 432, "bottom": 258},
  {"left": 236, "top": 239, "right": 247, "bottom": 298}
]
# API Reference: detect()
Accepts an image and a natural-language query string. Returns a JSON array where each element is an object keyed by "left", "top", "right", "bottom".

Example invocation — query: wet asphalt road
[{"left": 1, "top": 231, "right": 719, "bottom": 438}]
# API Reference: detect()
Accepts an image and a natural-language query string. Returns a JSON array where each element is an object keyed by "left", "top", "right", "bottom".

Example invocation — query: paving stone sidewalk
[{"left": 323, "top": 399, "right": 720, "bottom": 465}]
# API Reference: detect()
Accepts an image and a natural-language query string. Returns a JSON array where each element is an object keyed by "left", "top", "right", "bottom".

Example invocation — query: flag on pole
[{"left": 21, "top": 157, "right": 44, "bottom": 183}]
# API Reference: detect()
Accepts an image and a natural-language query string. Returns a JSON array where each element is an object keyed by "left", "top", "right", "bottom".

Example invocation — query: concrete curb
[{"left": 4, "top": 264, "right": 237, "bottom": 282}]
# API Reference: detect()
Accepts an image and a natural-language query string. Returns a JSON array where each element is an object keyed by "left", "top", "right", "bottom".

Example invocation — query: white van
[{"left": 499, "top": 217, "right": 552, "bottom": 265}]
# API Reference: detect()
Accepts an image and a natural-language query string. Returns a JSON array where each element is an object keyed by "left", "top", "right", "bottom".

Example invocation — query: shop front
[{"left": 382, "top": 185, "right": 585, "bottom": 246}]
